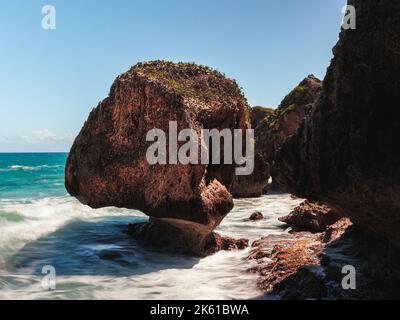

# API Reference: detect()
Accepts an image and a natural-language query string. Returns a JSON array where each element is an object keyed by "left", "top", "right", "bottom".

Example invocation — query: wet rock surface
[
  {"left": 248, "top": 218, "right": 400, "bottom": 299},
  {"left": 127, "top": 218, "right": 248, "bottom": 257},
  {"left": 247, "top": 211, "right": 264, "bottom": 221},
  {"left": 279, "top": 200, "right": 341, "bottom": 232}
]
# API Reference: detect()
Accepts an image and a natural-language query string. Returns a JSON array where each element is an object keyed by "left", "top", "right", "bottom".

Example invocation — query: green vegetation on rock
[
  {"left": 252, "top": 106, "right": 274, "bottom": 114},
  {"left": 131, "top": 60, "right": 248, "bottom": 106}
]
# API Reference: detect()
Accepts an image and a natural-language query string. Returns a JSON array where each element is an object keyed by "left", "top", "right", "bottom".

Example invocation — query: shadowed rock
[
  {"left": 231, "top": 106, "right": 272, "bottom": 198},
  {"left": 127, "top": 218, "right": 248, "bottom": 257},
  {"left": 231, "top": 153, "right": 270, "bottom": 198},
  {"left": 231, "top": 76, "right": 322, "bottom": 197},
  {"left": 273, "top": 0, "right": 400, "bottom": 249}
]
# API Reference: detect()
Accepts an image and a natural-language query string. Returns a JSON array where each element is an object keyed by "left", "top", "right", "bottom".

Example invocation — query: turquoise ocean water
[
  {"left": 0, "top": 153, "right": 68, "bottom": 200},
  {"left": 0, "top": 153, "right": 302, "bottom": 299}
]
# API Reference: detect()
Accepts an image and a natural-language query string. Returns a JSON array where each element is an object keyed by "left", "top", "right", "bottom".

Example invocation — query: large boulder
[
  {"left": 273, "top": 0, "right": 400, "bottom": 248},
  {"left": 65, "top": 61, "right": 251, "bottom": 254}
]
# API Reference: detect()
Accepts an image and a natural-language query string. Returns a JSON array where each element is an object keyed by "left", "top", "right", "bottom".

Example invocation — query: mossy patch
[
  {"left": 262, "top": 104, "right": 297, "bottom": 129},
  {"left": 131, "top": 61, "right": 248, "bottom": 106},
  {"left": 252, "top": 106, "right": 275, "bottom": 114}
]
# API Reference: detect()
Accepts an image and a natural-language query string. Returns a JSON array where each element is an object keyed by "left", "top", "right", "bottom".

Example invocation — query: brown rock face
[
  {"left": 231, "top": 153, "right": 270, "bottom": 198},
  {"left": 248, "top": 232, "right": 324, "bottom": 298},
  {"left": 249, "top": 217, "right": 400, "bottom": 299},
  {"left": 257, "top": 75, "right": 322, "bottom": 164},
  {"left": 231, "top": 107, "right": 272, "bottom": 198},
  {"left": 279, "top": 200, "right": 341, "bottom": 232},
  {"left": 231, "top": 76, "right": 321, "bottom": 197},
  {"left": 273, "top": 0, "right": 400, "bottom": 249},
  {"left": 250, "top": 106, "right": 274, "bottom": 129},
  {"left": 65, "top": 61, "right": 250, "bottom": 254},
  {"left": 127, "top": 218, "right": 248, "bottom": 257}
]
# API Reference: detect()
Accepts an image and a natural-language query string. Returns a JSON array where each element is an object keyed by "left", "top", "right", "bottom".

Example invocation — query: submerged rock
[
  {"left": 279, "top": 200, "right": 341, "bottom": 232},
  {"left": 273, "top": 0, "right": 400, "bottom": 249},
  {"left": 127, "top": 218, "right": 248, "bottom": 257},
  {"left": 247, "top": 211, "right": 264, "bottom": 221},
  {"left": 65, "top": 61, "right": 250, "bottom": 255}
]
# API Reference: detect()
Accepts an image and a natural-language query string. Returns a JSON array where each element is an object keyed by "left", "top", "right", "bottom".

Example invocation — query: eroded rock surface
[
  {"left": 273, "top": 0, "right": 400, "bottom": 249},
  {"left": 65, "top": 61, "right": 250, "bottom": 255},
  {"left": 231, "top": 107, "right": 272, "bottom": 198},
  {"left": 231, "top": 153, "right": 270, "bottom": 198},
  {"left": 232, "top": 76, "right": 322, "bottom": 197},
  {"left": 279, "top": 200, "right": 341, "bottom": 232},
  {"left": 127, "top": 218, "right": 248, "bottom": 257},
  {"left": 257, "top": 75, "right": 322, "bottom": 164},
  {"left": 248, "top": 217, "right": 400, "bottom": 299}
]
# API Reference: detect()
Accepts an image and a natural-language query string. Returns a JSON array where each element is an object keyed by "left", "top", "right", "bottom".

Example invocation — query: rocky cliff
[
  {"left": 273, "top": 0, "right": 400, "bottom": 249},
  {"left": 257, "top": 75, "right": 322, "bottom": 164},
  {"left": 231, "top": 76, "right": 322, "bottom": 197},
  {"left": 231, "top": 106, "right": 272, "bottom": 198},
  {"left": 65, "top": 61, "right": 250, "bottom": 255}
]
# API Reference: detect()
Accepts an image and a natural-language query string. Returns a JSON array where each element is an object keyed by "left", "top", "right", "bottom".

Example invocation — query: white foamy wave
[
  {"left": 1, "top": 249, "right": 261, "bottom": 300},
  {"left": 0, "top": 192, "right": 304, "bottom": 300},
  {"left": 0, "top": 165, "right": 64, "bottom": 172},
  {"left": 0, "top": 196, "right": 144, "bottom": 265},
  {"left": 37, "top": 165, "right": 64, "bottom": 169},
  {"left": 0, "top": 165, "right": 36, "bottom": 172}
]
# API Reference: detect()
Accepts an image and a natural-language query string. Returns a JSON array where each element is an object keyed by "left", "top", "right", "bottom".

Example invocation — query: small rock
[
  {"left": 219, "top": 236, "right": 249, "bottom": 250},
  {"left": 248, "top": 211, "right": 264, "bottom": 221},
  {"left": 320, "top": 218, "right": 352, "bottom": 243}
]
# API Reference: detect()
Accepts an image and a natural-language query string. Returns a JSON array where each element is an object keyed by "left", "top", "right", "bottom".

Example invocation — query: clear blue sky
[{"left": 0, "top": 0, "right": 346, "bottom": 152}]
